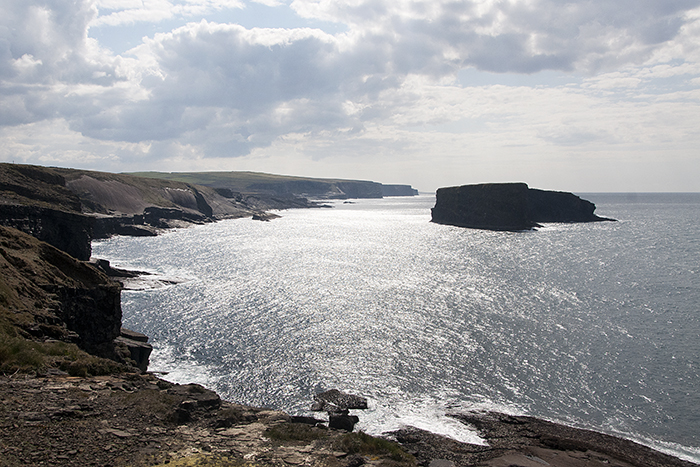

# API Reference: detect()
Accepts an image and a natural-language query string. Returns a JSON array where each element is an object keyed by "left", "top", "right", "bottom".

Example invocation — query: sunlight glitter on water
[{"left": 94, "top": 195, "right": 700, "bottom": 463}]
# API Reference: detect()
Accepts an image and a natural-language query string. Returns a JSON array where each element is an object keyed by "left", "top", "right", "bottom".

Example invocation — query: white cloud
[
  {"left": 92, "top": 0, "right": 245, "bottom": 26},
  {"left": 1, "top": 0, "right": 700, "bottom": 190},
  {"left": 290, "top": 0, "right": 700, "bottom": 73}
]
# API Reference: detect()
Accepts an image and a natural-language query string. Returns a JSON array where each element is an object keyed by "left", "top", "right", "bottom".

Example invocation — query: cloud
[
  {"left": 92, "top": 0, "right": 245, "bottom": 27},
  {"left": 70, "top": 22, "right": 361, "bottom": 145},
  {"left": 0, "top": 0, "right": 124, "bottom": 128},
  {"left": 292, "top": 0, "right": 700, "bottom": 73},
  {"left": 1, "top": 0, "right": 700, "bottom": 191}
]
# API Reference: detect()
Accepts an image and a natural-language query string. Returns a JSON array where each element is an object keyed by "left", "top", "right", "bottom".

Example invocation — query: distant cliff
[
  {"left": 129, "top": 171, "right": 419, "bottom": 200},
  {"left": 431, "top": 183, "right": 614, "bottom": 231},
  {"left": 1, "top": 163, "right": 419, "bottom": 261},
  {"left": 381, "top": 184, "right": 420, "bottom": 197},
  {"left": 0, "top": 164, "right": 96, "bottom": 260}
]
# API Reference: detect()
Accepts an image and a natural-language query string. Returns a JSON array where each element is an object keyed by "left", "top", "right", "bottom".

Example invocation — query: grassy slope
[
  {"left": 46, "top": 167, "right": 252, "bottom": 217},
  {"left": 55, "top": 168, "right": 207, "bottom": 212},
  {"left": 0, "top": 163, "right": 83, "bottom": 212},
  {"left": 0, "top": 225, "right": 125, "bottom": 375},
  {"left": 128, "top": 171, "right": 375, "bottom": 192}
]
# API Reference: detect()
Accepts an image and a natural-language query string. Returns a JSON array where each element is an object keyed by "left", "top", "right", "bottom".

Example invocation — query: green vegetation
[
  {"left": 265, "top": 422, "right": 329, "bottom": 442},
  {"left": 333, "top": 431, "right": 416, "bottom": 465},
  {"left": 0, "top": 326, "right": 126, "bottom": 376}
]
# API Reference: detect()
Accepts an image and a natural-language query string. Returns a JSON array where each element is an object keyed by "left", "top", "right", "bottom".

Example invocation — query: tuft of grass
[
  {"left": 333, "top": 431, "right": 416, "bottom": 465},
  {"left": 265, "top": 422, "right": 329, "bottom": 442},
  {"left": 0, "top": 332, "right": 126, "bottom": 376},
  {"left": 0, "top": 335, "right": 44, "bottom": 370}
]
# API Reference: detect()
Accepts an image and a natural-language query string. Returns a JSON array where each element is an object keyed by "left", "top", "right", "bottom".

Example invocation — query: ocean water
[{"left": 92, "top": 193, "right": 700, "bottom": 462}]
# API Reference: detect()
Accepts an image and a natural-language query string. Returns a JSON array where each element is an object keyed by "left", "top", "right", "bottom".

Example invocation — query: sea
[{"left": 91, "top": 193, "right": 700, "bottom": 463}]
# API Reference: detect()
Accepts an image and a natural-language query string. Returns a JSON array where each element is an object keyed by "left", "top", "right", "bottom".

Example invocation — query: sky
[{"left": 1, "top": 0, "right": 700, "bottom": 192}]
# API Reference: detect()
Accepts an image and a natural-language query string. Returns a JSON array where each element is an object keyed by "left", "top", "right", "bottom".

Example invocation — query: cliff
[
  {"left": 0, "top": 225, "right": 122, "bottom": 359},
  {"left": 129, "top": 170, "right": 419, "bottom": 200},
  {"left": 1, "top": 163, "right": 420, "bottom": 261},
  {"left": 431, "top": 183, "right": 614, "bottom": 231},
  {"left": 382, "top": 184, "right": 420, "bottom": 197},
  {"left": 0, "top": 164, "right": 95, "bottom": 260},
  {"left": 0, "top": 163, "right": 266, "bottom": 257}
]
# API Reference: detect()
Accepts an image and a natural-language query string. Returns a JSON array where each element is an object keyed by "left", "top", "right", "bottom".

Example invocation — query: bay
[{"left": 92, "top": 193, "right": 700, "bottom": 462}]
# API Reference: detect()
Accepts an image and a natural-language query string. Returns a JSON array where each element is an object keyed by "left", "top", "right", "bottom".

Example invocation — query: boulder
[
  {"left": 114, "top": 328, "right": 152, "bottom": 372},
  {"left": 310, "top": 389, "right": 367, "bottom": 432},
  {"left": 329, "top": 413, "right": 361, "bottom": 431},
  {"left": 311, "top": 389, "right": 368, "bottom": 412}
]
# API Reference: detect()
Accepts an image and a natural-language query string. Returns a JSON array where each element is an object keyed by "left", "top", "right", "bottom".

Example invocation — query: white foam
[
  {"left": 147, "top": 344, "right": 217, "bottom": 388},
  {"left": 357, "top": 397, "right": 488, "bottom": 445}
]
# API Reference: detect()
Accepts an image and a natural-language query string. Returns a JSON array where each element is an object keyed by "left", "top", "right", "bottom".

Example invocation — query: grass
[
  {"left": 128, "top": 171, "right": 370, "bottom": 192},
  {"left": 265, "top": 422, "right": 329, "bottom": 442},
  {"left": 0, "top": 334, "right": 44, "bottom": 371},
  {"left": 333, "top": 431, "right": 416, "bottom": 465},
  {"left": 0, "top": 329, "right": 126, "bottom": 376}
]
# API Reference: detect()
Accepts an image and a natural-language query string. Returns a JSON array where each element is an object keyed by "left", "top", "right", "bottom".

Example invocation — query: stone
[
  {"left": 291, "top": 415, "right": 325, "bottom": 425},
  {"left": 167, "top": 384, "right": 221, "bottom": 410},
  {"left": 114, "top": 336, "right": 152, "bottom": 373},
  {"left": 119, "top": 327, "right": 149, "bottom": 343},
  {"left": 311, "top": 389, "right": 368, "bottom": 412},
  {"left": 328, "top": 414, "right": 360, "bottom": 431}
]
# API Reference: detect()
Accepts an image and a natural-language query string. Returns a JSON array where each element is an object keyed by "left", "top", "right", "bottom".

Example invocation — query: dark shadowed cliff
[
  {"left": 0, "top": 225, "right": 121, "bottom": 359},
  {"left": 0, "top": 163, "right": 272, "bottom": 258},
  {"left": 0, "top": 164, "right": 94, "bottom": 260},
  {"left": 431, "top": 182, "right": 614, "bottom": 231}
]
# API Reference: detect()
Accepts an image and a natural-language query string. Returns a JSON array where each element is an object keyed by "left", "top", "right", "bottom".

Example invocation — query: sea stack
[{"left": 431, "top": 182, "right": 614, "bottom": 231}]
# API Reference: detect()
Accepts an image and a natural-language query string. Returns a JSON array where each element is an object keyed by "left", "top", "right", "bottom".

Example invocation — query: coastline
[
  {"left": 2, "top": 164, "right": 698, "bottom": 466},
  {"left": 1, "top": 371, "right": 697, "bottom": 466}
]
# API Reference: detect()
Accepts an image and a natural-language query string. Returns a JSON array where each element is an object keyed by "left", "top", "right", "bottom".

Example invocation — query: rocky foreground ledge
[{"left": 1, "top": 372, "right": 696, "bottom": 467}]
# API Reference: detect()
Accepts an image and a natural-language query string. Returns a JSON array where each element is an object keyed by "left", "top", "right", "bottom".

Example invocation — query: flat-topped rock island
[{"left": 431, "top": 182, "right": 615, "bottom": 231}]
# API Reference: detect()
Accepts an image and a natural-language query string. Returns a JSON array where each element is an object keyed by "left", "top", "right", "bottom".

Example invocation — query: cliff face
[
  {"left": 0, "top": 164, "right": 262, "bottom": 252},
  {"left": 58, "top": 170, "right": 250, "bottom": 220},
  {"left": 432, "top": 183, "right": 535, "bottom": 231},
  {"left": 527, "top": 188, "right": 601, "bottom": 222},
  {"left": 431, "top": 183, "right": 613, "bottom": 231},
  {"left": 1, "top": 163, "right": 419, "bottom": 260},
  {"left": 0, "top": 225, "right": 122, "bottom": 359},
  {"left": 0, "top": 204, "right": 94, "bottom": 261},
  {"left": 245, "top": 179, "right": 384, "bottom": 199},
  {"left": 381, "top": 184, "right": 420, "bottom": 197},
  {"left": 0, "top": 164, "right": 95, "bottom": 260}
]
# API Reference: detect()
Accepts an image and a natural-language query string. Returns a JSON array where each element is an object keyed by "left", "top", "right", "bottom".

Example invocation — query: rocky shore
[{"left": 2, "top": 372, "right": 696, "bottom": 467}]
